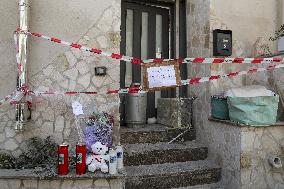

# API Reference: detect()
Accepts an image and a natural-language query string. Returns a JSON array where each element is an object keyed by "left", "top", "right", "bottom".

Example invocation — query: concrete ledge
[
  {"left": 208, "top": 117, "right": 284, "bottom": 128},
  {"left": 0, "top": 169, "right": 126, "bottom": 180}
]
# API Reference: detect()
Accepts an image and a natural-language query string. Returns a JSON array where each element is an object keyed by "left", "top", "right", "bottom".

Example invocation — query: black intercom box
[{"left": 213, "top": 29, "right": 232, "bottom": 56}]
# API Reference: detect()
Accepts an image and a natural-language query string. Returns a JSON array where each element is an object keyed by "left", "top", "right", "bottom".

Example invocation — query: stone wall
[
  {"left": 241, "top": 126, "right": 284, "bottom": 189},
  {"left": 210, "top": 0, "right": 280, "bottom": 94},
  {"left": 0, "top": 178, "right": 124, "bottom": 189},
  {"left": 0, "top": 0, "right": 121, "bottom": 155},
  {"left": 186, "top": 0, "right": 284, "bottom": 188}
]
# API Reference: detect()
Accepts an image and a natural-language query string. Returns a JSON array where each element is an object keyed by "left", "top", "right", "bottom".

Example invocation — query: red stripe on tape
[
  {"left": 273, "top": 57, "right": 281, "bottom": 62},
  {"left": 81, "top": 92, "right": 98, "bottom": 95},
  {"left": 111, "top": 53, "right": 123, "bottom": 60},
  {"left": 131, "top": 58, "right": 142, "bottom": 65},
  {"left": 233, "top": 58, "right": 244, "bottom": 63},
  {"left": 192, "top": 58, "right": 205, "bottom": 64},
  {"left": 176, "top": 59, "right": 184, "bottom": 64},
  {"left": 251, "top": 58, "right": 264, "bottom": 64},
  {"left": 189, "top": 77, "right": 201, "bottom": 84},
  {"left": 71, "top": 43, "right": 82, "bottom": 49},
  {"left": 32, "top": 32, "right": 42, "bottom": 37},
  {"left": 51, "top": 37, "right": 61, "bottom": 43},
  {"left": 153, "top": 58, "right": 164, "bottom": 64},
  {"left": 248, "top": 68, "right": 258, "bottom": 73},
  {"left": 209, "top": 75, "right": 221, "bottom": 80},
  {"left": 107, "top": 90, "right": 119, "bottom": 94},
  {"left": 267, "top": 65, "right": 276, "bottom": 70},
  {"left": 213, "top": 58, "right": 225, "bottom": 63},
  {"left": 90, "top": 48, "right": 102, "bottom": 54},
  {"left": 65, "top": 92, "right": 78, "bottom": 95},
  {"left": 227, "top": 72, "right": 239, "bottom": 77}
]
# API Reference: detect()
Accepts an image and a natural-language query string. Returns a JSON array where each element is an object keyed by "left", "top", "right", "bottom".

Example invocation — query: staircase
[{"left": 121, "top": 124, "right": 222, "bottom": 189}]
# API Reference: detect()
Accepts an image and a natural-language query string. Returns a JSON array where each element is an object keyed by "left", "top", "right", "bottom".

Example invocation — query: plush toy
[{"left": 86, "top": 142, "right": 109, "bottom": 173}]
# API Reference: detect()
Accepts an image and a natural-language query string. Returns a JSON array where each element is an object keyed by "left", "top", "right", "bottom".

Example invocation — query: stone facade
[
  {"left": 187, "top": 0, "right": 284, "bottom": 188},
  {"left": 0, "top": 0, "right": 121, "bottom": 155},
  {"left": 241, "top": 126, "right": 284, "bottom": 189},
  {"left": 0, "top": 178, "right": 124, "bottom": 189}
]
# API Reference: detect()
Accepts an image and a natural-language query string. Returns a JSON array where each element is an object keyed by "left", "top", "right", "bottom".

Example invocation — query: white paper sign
[
  {"left": 72, "top": 101, "right": 84, "bottom": 116},
  {"left": 147, "top": 65, "right": 177, "bottom": 88}
]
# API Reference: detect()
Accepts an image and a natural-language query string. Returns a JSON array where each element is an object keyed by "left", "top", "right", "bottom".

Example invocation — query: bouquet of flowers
[{"left": 82, "top": 112, "right": 114, "bottom": 151}]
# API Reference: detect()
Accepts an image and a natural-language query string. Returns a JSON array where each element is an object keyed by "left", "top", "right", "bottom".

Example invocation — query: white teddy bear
[{"left": 86, "top": 142, "right": 110, "bottom": 173}]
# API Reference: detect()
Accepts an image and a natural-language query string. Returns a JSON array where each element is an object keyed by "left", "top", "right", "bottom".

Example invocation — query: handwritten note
[{"left": 147, "top": 65, "right": 177, "bottom": 88}]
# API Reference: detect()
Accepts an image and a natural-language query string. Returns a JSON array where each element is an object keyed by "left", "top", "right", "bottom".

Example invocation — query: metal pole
[{"left": 15, "top": 0, "right": 30, "bottom": 132}]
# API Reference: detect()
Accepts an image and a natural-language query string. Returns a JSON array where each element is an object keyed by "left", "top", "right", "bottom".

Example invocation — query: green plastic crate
[
  {"left": 227, "top": 96, "right": 279, "bottom": 126},
  {"left": 211, "top": 96, "right": 230, "bottom": 120}
]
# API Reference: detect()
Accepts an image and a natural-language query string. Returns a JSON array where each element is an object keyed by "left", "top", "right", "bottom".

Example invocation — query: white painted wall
[{"left": 210, "top": 0, "right": 279, "bottom": 57}]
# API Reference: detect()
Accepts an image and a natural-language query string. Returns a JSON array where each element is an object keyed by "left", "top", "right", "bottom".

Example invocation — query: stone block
[
  {"left": 7, "top": 179, "right": 22, "bottom": 189},
  {"left": 61, "top": 179, "right": 74, "bottom": 189},
  {"left": 23, "top": 179, "right": 38, "bottom": 189},
  {"left": 109, "top": 179, "right": 124, "bottom": 189},
  {"left": 0, "top": 179, "right": 10, "bottom": 189},
  {"left": 73, "top": 179, "right": 93, "bottom": 189},
  {"left": 38, "top": 180, "right": 51, "bottom": 189},
  {"left": 94, "top": 179, "right": 110, "bottom": 189},
  {"left": 50, "top": 180, "right": 61, "bottom": 189},
  {"left": 157, "top": 98, "right": 194, "bottom": 128}
]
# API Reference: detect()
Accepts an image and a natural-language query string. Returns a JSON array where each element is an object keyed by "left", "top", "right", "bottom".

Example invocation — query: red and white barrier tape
[
  {"left": 183, "top": 64, "right": 284, "bottom": 85},
  {"left": 30, "top": 63, "right": 284, "bottom": 96},
  {"left": 16, "top": 29, "right": 283, "bottom": 65},
  {"left": 0, "top": 90, "right": 17, "bottom": 107},
  {"left": 1, "top": 63, "right": 284, "bottom": 106}
]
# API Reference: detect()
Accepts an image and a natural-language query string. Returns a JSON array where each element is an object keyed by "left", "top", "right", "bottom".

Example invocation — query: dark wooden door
[{"left": 120, "top": 1, "right": 172, "bottom": 125}]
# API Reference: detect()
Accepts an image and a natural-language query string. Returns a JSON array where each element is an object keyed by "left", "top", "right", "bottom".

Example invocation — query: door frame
[{"left": 120, "top": 0, "right": 187, "bottom": 125}]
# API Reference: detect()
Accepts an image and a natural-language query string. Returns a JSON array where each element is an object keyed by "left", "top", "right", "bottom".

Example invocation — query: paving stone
[
  {"left": 97, "top": 36, "right": 108, "bottom": 49},
  {"left": 0, "top": 133, "right": 6, "bottom": 143},
  {"left": 4, "top": 138, "right": 18, "bottom": 151},
  {"left": 64, "top": 68, "right": 79, "bottom": 80},
  {"left": 55, "top": 116, "right": 65, "bottom": 132},
  {"left": 69, "top": 80, "right": 77, "bottom": 91},
  {"left": 76, "top": 61, "right": 90, "bottom": 75},
  {"left": 36, "top": 100, "right": 49, "bottom": 112},
  {"left": 42, "top": 107, "right": 55, "bottom": 121},
  {"left": 40, "top": 122, "right": 54, "bottom": 138},
  {"left": 59, "top": 80, "right": 69, "bottom": 89},
  {"left": 43, "top": 65, "right": 54, "bottom": 76},
  {"left": 78, "top": 73, "right": 91, "bottom": 89},
  {"left": 65, "top": 51, "right": 78, "bottom": 68}
]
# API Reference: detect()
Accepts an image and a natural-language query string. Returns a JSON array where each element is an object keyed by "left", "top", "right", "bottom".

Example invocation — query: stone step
[
  {"left": 124, "top": 141, "right": 208, "bottom": 166},
  {"left": 125, "top": 160, "right": 222, "bottom": 189},
  {"left": 172, "top": 182, "right": 222, "bottom": 189},
  {"left": 120, "top": 124, "right": 196, "bottom": 144}
]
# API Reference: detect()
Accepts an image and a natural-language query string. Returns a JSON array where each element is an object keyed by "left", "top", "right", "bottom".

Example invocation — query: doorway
[{"left": 120, "top": 0, "right": 187, "bottom": 125}]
